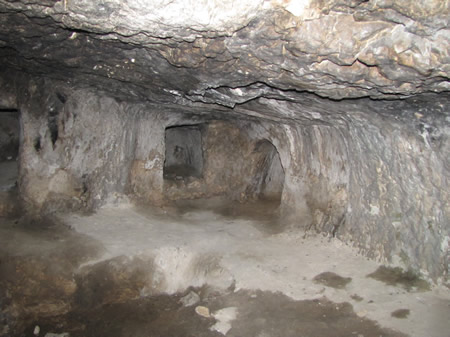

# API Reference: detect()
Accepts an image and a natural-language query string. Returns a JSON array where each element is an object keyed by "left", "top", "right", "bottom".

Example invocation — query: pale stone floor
[
  {"left": 0, "top": 162, "right": 449, "bottom": 337},
  {"left": 60, "top": 200, "right": 450, "bottom": 337}
]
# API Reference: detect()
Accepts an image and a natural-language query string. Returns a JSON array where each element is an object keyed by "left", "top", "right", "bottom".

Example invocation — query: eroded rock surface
[
  {"left": 0, "top": 0, "right": 449, "bottom": 103},
  {"left": 0, "top": 0, "right": 448, "bottom": 286}
]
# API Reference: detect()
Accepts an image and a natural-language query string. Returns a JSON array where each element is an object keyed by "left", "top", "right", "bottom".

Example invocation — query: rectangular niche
[
  {"left": 0, "top": 109, "right": 20, "bottom": 161},
  {"left": 163, "top": 124, "right": 204, "bottom": 180}
]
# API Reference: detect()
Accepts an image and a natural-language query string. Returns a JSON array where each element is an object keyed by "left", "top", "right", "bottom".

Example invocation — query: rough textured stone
[
  {"left": 7, "top": 72, "right": 447, "bottom": 281},
  {"left": 0, "top": 0, "right": 448, "bottom": 284},
  {"left": 0, "top": 216, "right": 102, "bottom": 335},
  {"left": 0, "top": 0, "right": 449, "bottom": 102}
]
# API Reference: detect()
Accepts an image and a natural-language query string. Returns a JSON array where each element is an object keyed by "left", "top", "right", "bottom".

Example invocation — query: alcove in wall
[
  {"left": 247, "top": 139, "right": 285, "bottom": 204},
  {"left": 163, "top": 124, "right": 204, "bottom": 180},
  {"left": 0, "top": 108, "right": 20, "bottom": 215},
  {"left": 0, "top": 108, "right": 20, "bottom": 161}
]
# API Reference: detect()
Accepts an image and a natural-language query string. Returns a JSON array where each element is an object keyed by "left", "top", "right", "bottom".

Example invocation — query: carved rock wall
[
  {"left": 17, "top": 77, "right": 136, "bottom": 211},
  {"left": 0, "top": 0, "right": 448, "bottom": 282},
  {"left": 10, "top": 73, "right": 448, "bottom": 281}
]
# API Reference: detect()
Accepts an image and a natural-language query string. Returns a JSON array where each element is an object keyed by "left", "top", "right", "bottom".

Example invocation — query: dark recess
[
  {"left": 249, "top": 139, "right": 285, "bottom": 203},
  {"left": 0, "top": 108, "right": 19, "bottom": 113},
  {"left": 48, "top": 109, "right": 59, "bottom": 146},
  {"left": 34, "top": 137, "right": 41, "bottom": 152},
  {"left": 163, "top": 124, "right": 204, "bottom": 180},
  {"left": 0, "top": 108, "right": 20, "bottom": 160}
]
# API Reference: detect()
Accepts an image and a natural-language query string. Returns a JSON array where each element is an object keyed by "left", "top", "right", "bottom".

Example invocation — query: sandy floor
[{"left": 59, "top": 200, "right": 450, "bottom": 337}]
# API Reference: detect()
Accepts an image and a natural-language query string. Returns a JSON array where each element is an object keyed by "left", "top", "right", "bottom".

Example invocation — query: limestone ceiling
[{"left": 0, "top": 0, "right": 449, "bottom": 106}]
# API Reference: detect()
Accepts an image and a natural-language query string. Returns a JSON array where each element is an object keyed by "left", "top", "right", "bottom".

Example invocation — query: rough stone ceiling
[{"left": 0, "top": 0, "right": 449, "bottom": 107}]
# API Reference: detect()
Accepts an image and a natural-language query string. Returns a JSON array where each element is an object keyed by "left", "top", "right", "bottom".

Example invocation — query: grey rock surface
[
  {"left": 0, "top": 0, "right": 448, "bottom": 102},
  {"left": 7, "top": 73, "right": 448, "bottom": 282},
  {"left": 0, "top": 0, "right": 448, "bottom": 283}
]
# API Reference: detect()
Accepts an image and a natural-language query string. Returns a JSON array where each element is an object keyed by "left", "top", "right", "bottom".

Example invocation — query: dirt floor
[
  {"left": 0, "top": 212, "right": 407, "bottom": 337},
  {"left": 0, "top": 163, "right": 449, "bottom": 337},
  {"left": 19, "top": 287, "right": 409, "bottom": 337}
]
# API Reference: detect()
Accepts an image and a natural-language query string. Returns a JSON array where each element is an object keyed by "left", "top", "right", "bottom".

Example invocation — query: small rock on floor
[
  {"left": 180, "top": 290, "right": 200, "bottom": 307},
  {"left": 44, "top": 333, "right": 70, "bottom": 337},
  {"left": 210, "top": 307, "right": 238, "bottom": 335},
  {"left": 195, "top": 305, "right": 211, "bottom": 318}
]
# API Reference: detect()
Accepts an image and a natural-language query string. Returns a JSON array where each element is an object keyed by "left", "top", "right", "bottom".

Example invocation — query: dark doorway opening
[
  {"left": 0, "top": 108, "right": 20, "bottom": 215},
  {"left": 163, "top": 124, "right": 204, "bottom": 180},
  {"left": 249, "top": 140, "right": 285, "bottom": 203},
  {"left": 0, "top": 109, "right": 20, "bottom": 161}
]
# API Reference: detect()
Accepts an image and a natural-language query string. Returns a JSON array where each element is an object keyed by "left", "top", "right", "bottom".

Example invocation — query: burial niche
[
  {"left": 163, "top": 124, "right": 204, "bottom": 180},
  {"left": 0, "top": 108, "right": 20, "bottom": 161},
  {"left": 248, "top": 140, "right": 285, "bottom": 204},
  {"left": 0, "top": 108, "right": 20, "bottom": 209}
]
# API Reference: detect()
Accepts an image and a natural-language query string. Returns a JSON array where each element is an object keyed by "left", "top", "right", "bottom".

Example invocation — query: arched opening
[
  {"left": 249, "top": 140, "right": 285, "bottom": 204},
  {"left": 161, "top": 122, "right": 285, "bottom": 226},
  {"left": 163, "top": 124, "right": 204, "bottom": 180}
]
